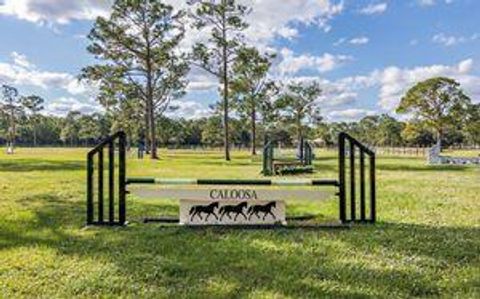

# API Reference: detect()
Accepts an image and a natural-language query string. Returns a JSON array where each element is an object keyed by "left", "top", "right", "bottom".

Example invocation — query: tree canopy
[
  {"left": 396, "top": 77, "right": 471, "bottom": 149},
  {"left": 82, "top": 0, "right": 189, "bottom": 159}
]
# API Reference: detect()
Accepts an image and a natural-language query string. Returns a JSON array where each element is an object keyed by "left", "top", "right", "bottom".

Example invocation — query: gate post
[
  {"left": 118, "top": 131, "right": 127, "bottom": 225},
  {"left": 338, "top": 133, "right": 346, "bottom": 223}
]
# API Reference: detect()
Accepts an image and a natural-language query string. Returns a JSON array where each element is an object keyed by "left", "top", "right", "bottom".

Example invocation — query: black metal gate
[
  {"left": 338, "top": 132, "right": 376, "bottom": 223},
  {"left": 86, "top": 131, "right": 127, "bottom": 225}
]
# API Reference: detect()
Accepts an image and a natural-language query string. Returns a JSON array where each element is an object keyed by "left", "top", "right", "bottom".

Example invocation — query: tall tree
[
  {"left": 258, "top": 92, "right": 280, "bottom": 142},
  {"left": 231, "top": 46, "right": 276, "bottom": 155},
  {"left": 190, "top": 0, "right": 250, "bottom": 161},
  {"left": 82, "top": 0, "right": 189, "bottom": 159},
  {"left": 201, "top": 115, "right": 224, "bottom": 147},
  {"left": 401, "top": 121, "right": 436, "bottom": 146},
  {"left": 60, "top": 111, "right": 82, "bottom": 147},
  {"left": 463, "top": 103, "right": 480, "bottom": 145},
  {"left": 20, "top": 95, "right": 44, "bottom": 147},
  {"left": 78, "top": 113, "right": 110, "bottom": 146},
  {"left": 0, "top": 85, "right": 23, "bottom": 153},
  {"left": 396, "top": 77, "right": 470, "bottom": 150},
  {"left": 276, "top": 81, "right": 322, "bottom": 145}
]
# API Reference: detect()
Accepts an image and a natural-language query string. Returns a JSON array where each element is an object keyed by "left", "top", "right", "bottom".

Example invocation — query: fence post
[
  {"left": 118, "top": 132, "right": 126, "bottom": 225},
  {"left": 338, "top": 134, "right": 346, "bottom": 223},
  {"left": 98, "top": 149, "right": 104, "bottom": 223},
  {"left": 370, "top": 153, "right": 376, "bottom": 223},
  {"left": 350, "top": 139, "right": 356, "bottom": 221},
  {"left": 360, "top": 151, "right": 366, "bottom": 221},
  {"left": 108, "top": 141, "right": 115, "bottom": 224},
  {"left": 86, "top": 153, "right": 94, "bottom": 225}
]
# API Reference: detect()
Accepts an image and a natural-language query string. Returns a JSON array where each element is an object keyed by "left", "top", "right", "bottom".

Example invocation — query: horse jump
[{"left": 86, "top": 131, "right": 376, "bottom": 227}]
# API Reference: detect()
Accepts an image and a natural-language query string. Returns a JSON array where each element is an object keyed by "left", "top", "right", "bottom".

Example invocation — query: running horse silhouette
[
  {"left": 189, "top": 202, "right": 219, "bottom": 222},
  {"left": 219, "top": 202, "right": 248, "bottom": 221},
  {"left": 247, "top": 201, "right": 277, "bottom": 221}
]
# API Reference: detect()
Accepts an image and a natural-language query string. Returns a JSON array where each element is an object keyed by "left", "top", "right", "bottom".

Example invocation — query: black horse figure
[
  {"left": 247, "top": 201, "right": 277, "bottom": 221},
  {"left": 219, "top": 202, "right": 248, "bottom": 221},
  {"left": 189, "top": 202, "right": 219, "bottom": 222}
]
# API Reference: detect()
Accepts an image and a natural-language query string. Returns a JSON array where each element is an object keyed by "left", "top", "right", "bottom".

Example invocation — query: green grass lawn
[{"left": 0, "top": 147, "right": 479, "bottom": 298}]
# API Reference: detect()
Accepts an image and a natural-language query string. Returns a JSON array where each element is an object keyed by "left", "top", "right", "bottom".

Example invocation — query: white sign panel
[
  {"left": 131, "top": 187, "right": 334, "bottom": 201},
  {"left": 180, "top": 199, "right": 286, "bottom": 225},
  {"left": 129, "top": 186, "right": 336, "bottom": 226}
]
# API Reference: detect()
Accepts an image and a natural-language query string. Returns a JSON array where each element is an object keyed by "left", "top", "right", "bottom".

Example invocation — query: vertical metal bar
[
  {"left": 118, "top": 132, "right": 126, "bottom": 225},
  {"left": 350, "top": 139, "right": 356, "bottom": 221},
  {"left": 299, "top": 136, "right": 304, "bottom": 163},
  {"left": 263, "top": 141, "right": 269, "bottom": 175},
  {"left": 86, "top": 153, "right": 94, "bottom": 225},
  {"left": 108, "top": 141, "right": 115, "bottom": 224},
  {"left": 370, "top": 154, "right": 376, "bottom": 223},
  {"left": 269, "top": 142, "right": 274, "bottom": 175},
  {"left": 98, "top": 149, "right": 104, "bottom": 223},
  {"left": 360, "top": 151, "right": 366, "bottom": 221},
  {"left": 338, "top": 133, "right": 346, "bottom": 223}
]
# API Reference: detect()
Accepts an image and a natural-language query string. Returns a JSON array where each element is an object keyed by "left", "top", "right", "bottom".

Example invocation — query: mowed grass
[{"left": 0, "top": 147, "right": 479, "bottom": 298}]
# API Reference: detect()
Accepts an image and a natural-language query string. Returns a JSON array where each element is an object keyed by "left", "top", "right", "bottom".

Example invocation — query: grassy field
[{"left": 0, "top": 147, "right": 479, "bottom": 298}]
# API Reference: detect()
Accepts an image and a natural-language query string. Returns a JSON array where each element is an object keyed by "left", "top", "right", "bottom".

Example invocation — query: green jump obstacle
[
  {"left": 262, "top": 137, "right": 315, "bottom": 176},
  {"left": 86, "top": 131, "right": 376, "bottom": 227}
]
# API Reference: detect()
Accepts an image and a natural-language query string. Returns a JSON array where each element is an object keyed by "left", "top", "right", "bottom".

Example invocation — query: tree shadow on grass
[
  {"left": 2, "top": 195, "right": 479, "bottom": 298},
  {"left": 376, "top": 164, "right": 470, "bottom": 172},
  {"left": 0, "top": 159, "right": 85, "bottom": 172}
]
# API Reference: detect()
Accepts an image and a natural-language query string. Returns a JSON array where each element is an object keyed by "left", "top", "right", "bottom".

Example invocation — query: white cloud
[
  {"left": 327, "top": 109, "right": 376, "bottom": 121},
  {"left": 45, "top": 97, "right": 101, "bottom": 116},
  {"left": 418, "top": 0, "right": 454, "bottom": 6},
  {"left": 10, "top": 51, "right": 33, "bottom": 69},
  {"left": 418, "top": 0, "right": 435, "bottom": 5},
  {"left": 167, "top": 100, "right": 211, "bottom": 119},
  {"left": 294, "top": 58, "right": 480, "bottom": 120},
  {"left": 349, "top": 36, "right": 369, "bottom": 45},
  {"left": 177, "top": 0, "right": 345, "bottom": 51},
  {"left": 333, "top": 38, "right": 346, "bottom": 46},
  {"left": 277, "top": 48, "right": 352, "bottom": 75},
  {"left": 186, "top": 67, "right": 219, "bottom": 92},
  {"left": 0, "top": 52, "right": 91, "bottom": 96},
  {"left": 0, "top": 0, "right": 344, "bottom": 47},
  {"left": 0, "top": 0, "right": 110, "bottom": 24},
  {"left": 334, "top": 36, "right": 370, "bottom": 46},
  {"left": 432, "top": 33, "right": 479, "bottom": 47},
  {"left": 359, "top": 3, "right": 388, "bottom": 15},
  {"left": 372, "top": 59, "right": 479, "bottom": 110},
  {"left": 242, "top": 0, "right": 344, "bottom": 44}
]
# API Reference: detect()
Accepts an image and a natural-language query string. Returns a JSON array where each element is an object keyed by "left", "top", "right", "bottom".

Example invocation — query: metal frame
[
  {"left": 338, "top": 132, "right": 376, "bottom": 223},
  {"left": 86, "top": 131, "right": 376, "bottom": 226},
  {"left": 86, "top": 131, "right": 126, "bottom": 226},
  {"left": 262, "top": 138, "right": 314, "bottom": 176}
]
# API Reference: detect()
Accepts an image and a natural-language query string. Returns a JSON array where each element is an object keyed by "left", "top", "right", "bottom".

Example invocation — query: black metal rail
[
  {"left": 338, "top": 132, "right": 376, "bottom": 223},
  {"left": 86, "top": 131, "right": 126, "bottom": 226}
]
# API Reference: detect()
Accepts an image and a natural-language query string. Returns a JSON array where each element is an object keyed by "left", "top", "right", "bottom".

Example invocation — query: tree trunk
[
  {"left": 145, "top": 30, "right": 158, "bottom": 160},
  {"left": 437, "top": 129, "right": 442, "bottom": 152},
  {"left": 33, "top": 125, "right": 37, "bottom": 147},
  {"left": 144, "top": 106, "right": 150, "bottom": 154},
  {"left": 297, "top": 116, "right": 303, "bottom": 161},
  {"left": 222, "top": 8, "right": 230, "bottom": 161},
  {"left": 148, "top": 99, "right": 158, "bottom": 159},
  {"left": 9, "top": 107, "right": 15, "bottom": 153},
  {"left": 251, "top": 105, "right": 256, "bottom": 155},
  {"left": 223, "top": 76, "right": 230, "bottom": 161}
]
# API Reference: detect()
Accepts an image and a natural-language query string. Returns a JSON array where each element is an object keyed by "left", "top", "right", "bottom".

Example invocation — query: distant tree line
[{"left": 1, "top": 84, "right": 478, "bottom": 149}]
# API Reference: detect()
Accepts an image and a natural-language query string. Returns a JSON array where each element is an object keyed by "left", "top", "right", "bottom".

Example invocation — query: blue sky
[{"left": 0, "top": 0, "right": 479, "bottom": 121}]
